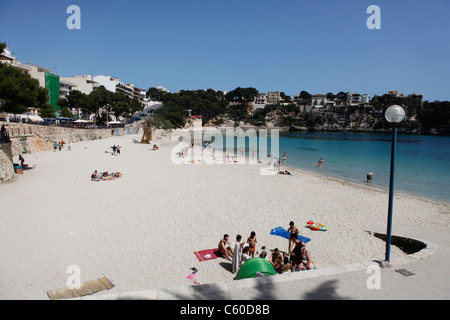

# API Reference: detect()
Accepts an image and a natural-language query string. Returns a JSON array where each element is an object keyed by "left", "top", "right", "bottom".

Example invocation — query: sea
[{"left": 210, "top": 130, "right": 450, "bottom": 203}]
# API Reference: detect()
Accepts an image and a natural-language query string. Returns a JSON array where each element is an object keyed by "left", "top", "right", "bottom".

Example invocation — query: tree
[
  {"left": 280, "top": 92, "right": 291, "bottom": 103},
  {"left": 0, "top": 63, "right": 49, "bottom": 115},
  {"left": 0, "top": 42, "right": 6, "bottom": 55},
  {"left": 225, "top": 87, "right": 259, "bottom": 102},
  {"left": 336, "top": 91, "right": 348, "bottom": 101},
  {"left": 88, "top": 86, "right": 113, "bottom": 125},
  {"left": 299, "top": 91, "right": 311, "bottom": 100},
  {"left": 60, "top": 107, "right": 74, "bottom": 119},
  {"left": 111, "top": 92, "right": 130, "bottom": 119},
  {"left": 64, "top": 90, "right": 89, "bottom": 119},
  {"left": 129, "top": 98, "right": 144, "bottom": 116},
  {"left": 147, "top": 87, "right": 166, "bottom": 101}
]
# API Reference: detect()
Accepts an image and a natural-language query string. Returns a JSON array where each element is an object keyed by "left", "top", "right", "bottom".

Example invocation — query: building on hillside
[
  {"left": 116, "top": 82, "right": 134, "bottom": 99},
  {"left": 133, "top": 86, "right": 147, "bottom": 101},
  {"left": 60, "top": 75, "right": 99, "bottom": 95},
  {"left": 254, "top": 93, "right": 267, "bottom": 109},
  {"left": 93, "top": 75, "right": 137, "bottom": 99},
  {"left": 346, "top": 92, "right": 361, "bottom": 106},
  {"left": 93, "top": 75, "right": 118, "bottom": 93},
  {"left": 361, "top": 94, "right": 371, "bottom": 105},
  {"left": 388, "top": 90, "right": 404, "bottom": 98},
  {"left": 156, "top": 85, "right": 170, "bottom": 93},
  {"left": 311, "top": 94, "right": 327, "bottom": 107},
  {"left": 267, "top": 91, "right": 281, "bottom": 104}
]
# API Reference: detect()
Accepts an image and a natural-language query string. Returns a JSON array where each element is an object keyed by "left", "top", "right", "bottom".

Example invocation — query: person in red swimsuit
[{"left": 247, "top": 231, "right": 257, "bottom": 258}]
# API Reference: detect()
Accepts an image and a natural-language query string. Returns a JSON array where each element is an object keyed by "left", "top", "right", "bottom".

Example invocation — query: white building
[
  {"left": 93, "top": 75, "right": 119, "bottom": 93},
  {"left": 361, "top": 94, "right": 370, "bottom": 105},
  {"left": 156, "top": 85, "right": 170, "bottom": 93},
  {"left": 60, "top": 79, "right": 78, "bottom": 98},
  {"left": 93, "top": 75, "right": 137, "bottom": 99},
  {"left": 60, "top": 75, "right": 99, "bottom": 95}
]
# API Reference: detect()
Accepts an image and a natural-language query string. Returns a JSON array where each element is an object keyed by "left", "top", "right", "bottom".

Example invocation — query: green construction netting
[{"left": 45, "top": 72, "right": 61, "bottom": 112}]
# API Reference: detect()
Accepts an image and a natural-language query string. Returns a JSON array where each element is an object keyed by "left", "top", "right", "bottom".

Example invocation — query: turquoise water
[
  {"left": 212, "top": 131, "right": 450, "bottom": 203},
  {"left": 278, "top": 132, "right": 450, "bottom": 203}
]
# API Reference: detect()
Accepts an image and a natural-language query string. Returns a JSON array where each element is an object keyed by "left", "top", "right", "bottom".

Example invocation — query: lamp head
[{"left": 385, "top": 105, "right": 405, "bottom": 123}]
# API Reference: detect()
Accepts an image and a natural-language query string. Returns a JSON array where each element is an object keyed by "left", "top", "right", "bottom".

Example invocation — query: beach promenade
[{"left": 0, "top": 131, "right": 448, "bottom": 300}]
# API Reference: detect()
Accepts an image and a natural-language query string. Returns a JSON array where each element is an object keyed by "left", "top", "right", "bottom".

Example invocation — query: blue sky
[{"left": 1, "top": 0, "right": 449, "bottom": 101}]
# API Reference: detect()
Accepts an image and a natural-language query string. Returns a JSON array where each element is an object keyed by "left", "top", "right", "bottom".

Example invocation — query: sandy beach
[{"left": 0, "top": 131, "right": 449, "bottom": 300}]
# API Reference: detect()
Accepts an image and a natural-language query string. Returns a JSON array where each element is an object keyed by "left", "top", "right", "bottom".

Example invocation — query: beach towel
[
  {"left": 194, "top": 248, "right": 220, "bottom": 262},
  {"left": 47, "top": 277, "right": 114, "bottom": 300},
  {"left": 270, "top": 227, "right": 311, "bottom": 244}
]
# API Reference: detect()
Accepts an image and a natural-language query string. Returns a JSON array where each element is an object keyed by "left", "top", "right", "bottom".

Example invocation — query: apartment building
[
  {"left": 267, "top": 91, "right": 281, "bottom": 104},
  {"left": 60, "top": 75, "right": 99, "bottom": 95},
  {"left": 346, "top": 92, "right": 361, "bottom": 106}
]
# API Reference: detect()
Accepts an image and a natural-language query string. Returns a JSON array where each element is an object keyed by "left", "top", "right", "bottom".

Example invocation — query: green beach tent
[{"left": 234, "top": 258, "right": 277, "bottom": 280}]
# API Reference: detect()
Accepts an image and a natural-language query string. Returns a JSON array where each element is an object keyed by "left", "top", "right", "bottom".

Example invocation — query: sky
[{"left": 1, "top": 0, "right": 449, "bottom": 101}]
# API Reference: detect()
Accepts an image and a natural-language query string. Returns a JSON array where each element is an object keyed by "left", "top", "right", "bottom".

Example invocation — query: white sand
[{"left": 0, "top": 132, "right": 449, "bottom": 299}]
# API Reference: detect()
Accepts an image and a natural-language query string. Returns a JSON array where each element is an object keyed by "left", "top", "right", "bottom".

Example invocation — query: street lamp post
[{"left": 382, "top": 105, "right": 406, "bottom": 268}]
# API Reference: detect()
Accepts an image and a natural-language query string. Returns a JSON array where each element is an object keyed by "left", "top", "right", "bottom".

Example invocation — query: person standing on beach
[
  {"left": 283, "top": 152, "right": 287, "bottom": 161},
  {"left": 289, "top": 232, "right": 303, "bottom": 272},
  {"left": 54, "top": 142, "right": 57, "bottom": 152},
  {"left": 58, "top": 141, "right": 62, "bottom": 151},
  {"left": 247, "top": 231, "right": 257, "bottom": 258},
  {"left": 287, "top": 221, "right": 299, "bottom": 254},
  {"left": 232, "top": 235, "right": 244, "bottom": 274}
]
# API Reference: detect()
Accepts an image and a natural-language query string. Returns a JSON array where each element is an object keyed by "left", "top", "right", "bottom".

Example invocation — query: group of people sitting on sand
[
  {"left": 218, "top": 222, "right": 313, "bottom": 275},
  {"left": 91, "top": 170, "right": 122, "bottom": 181},
  {"left": 176, "top": 146, "right": 190, "bottom": 158},
  {"left": 152, "top": 144, "right": 159, "bottom": 150}
]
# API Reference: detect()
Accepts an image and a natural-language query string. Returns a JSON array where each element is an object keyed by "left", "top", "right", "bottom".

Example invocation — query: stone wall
[
  {"left": 0, "top": 141, "right": 14, "bottom": 182},
  {"left": 7, "top": 123, "right": 140, "bottom": 157}
]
